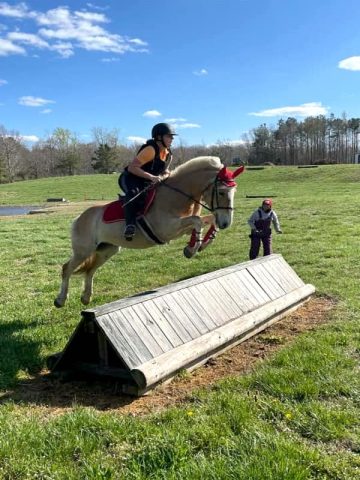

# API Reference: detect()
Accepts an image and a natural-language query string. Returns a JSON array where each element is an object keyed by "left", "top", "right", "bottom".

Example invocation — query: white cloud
[
  {"left": 165, "top": 117, "right": 187, "bottom": 123},
  {"left": 18, "top": 95, "right": 55, "bottom": 107},
  {"left": 40, "top": 108, "right": 52, "bottom": 114},
  {"left": 101, "top": 56, "right": 120, "bottom": 62},
  {"left": 8, "top": 31, "right": 49, "bottom": 48},
  {"left": 171, "top": 122, "right": 201, "bottom": 129},
  {"left": 86, "top": 3, "right": 109, "bottom": 12},
  {"left": 143, "top": 110, "right": 161, "bottom": 118},
  {"left": 0, "top": 37, "right": 25, "bottom": 55},
  {"left": 21, "top": 134, "right": 39, "bottom": 143},
  {"left": 0, "top": 78, "right": 7, "bottom": 85},
  {"left": 338, "top": 56, "right": 360, "bottom": 71},
  {"left": 0, "top": 2, "right": 33, "bottom": 19},
  {"left": 249, "top": 102, "right": 328, "bottom": 118},
  {"left": 0, "top": 3, "right": 148, "bottom": 58},
  {"left": 51, "top": 41, "right": 73, "bottom": 58},
  {"left": 193, "top": 68, "right": 208, "bottom": 76},
  {"left": 127, "top": 135, "right": 146, "bottom": 144}
]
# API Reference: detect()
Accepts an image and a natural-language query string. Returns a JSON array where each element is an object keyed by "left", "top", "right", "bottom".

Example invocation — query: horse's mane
[{"left": 171, "top": 156, "right": 222, "bottom": 178}]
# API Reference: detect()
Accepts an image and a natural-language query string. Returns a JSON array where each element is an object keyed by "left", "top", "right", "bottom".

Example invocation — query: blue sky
[{"left": 0, "top": 0, "right": 360, "bottom": 147}]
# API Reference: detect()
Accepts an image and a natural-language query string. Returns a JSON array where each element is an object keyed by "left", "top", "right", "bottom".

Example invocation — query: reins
[
  {"left": 161, "top": 181, "right": 214, "bottom": 212},
  {"left": 122, "top": 170, "right": 235, "bottom": 213},
  {"left": 161, "top": 175, "right": 235, "bottom": 213}
]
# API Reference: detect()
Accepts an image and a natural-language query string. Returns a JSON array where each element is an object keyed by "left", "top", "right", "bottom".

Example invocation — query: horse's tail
[{"left": 73, "top": 253, "right": 98, "bottom": 274}]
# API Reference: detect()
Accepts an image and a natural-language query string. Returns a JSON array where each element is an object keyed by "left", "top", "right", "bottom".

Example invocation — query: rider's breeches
[{"left": 118, "top": 172, "right": 148, "bottom": 226}]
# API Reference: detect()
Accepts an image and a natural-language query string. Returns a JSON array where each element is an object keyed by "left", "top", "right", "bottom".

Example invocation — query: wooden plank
[
  {"left": 223, "top": 272, "right": 258, "bottom": 312},
  {"left": 189, "top": 283, "right": 227, "bottom": 326},
  {"left": 131, "top": 303, "right": 174, "bottom": 352},
  {"left": 97, "top": 314, "right": 142, "bottom": 368},
  {"left": 276, "top": 259, "right": 304, "bottom": 288},
  {"left": 232, "top": 270, "right": 268, "bottom": 306},
  {"left": 218, "top": 275, "right": 246, "bottom": 315},
  {"left": 237, "top": 269, "right": 271, "bottom": 304},
  {"left": 108, "top": 310, "right": 154, "bottom": 363},
  {"left": 268, "top": 258, "right": 297, "bottom": 292},
  {"left": 247, "top": 264, "right": 280, "bottom": 300},
  {"left": 183, "top": 285, "right": 221, "bottom": 329},
  {"left": 142, "top": 299, "right": 184, "bottom": 348},
  {"left": 176, "top": 288, "right": 216, "bottom": 332},
  {"left": 120, "top": 306, "right": 165, "bottom": 358},
  {"left": 161, "top": 293, "right": 202, "bottom": 339},
  {"left": 151, "top": 296, "right": 193, "bottom": 343},
  {"left": 201, "top": 280, "right": 236, "bottom": 324},
  {"left": 256, "top": 262, "right": 287, "bottom": 297},
  {"left": 208, "top": 279, "right": 243, "bottom": 320}
]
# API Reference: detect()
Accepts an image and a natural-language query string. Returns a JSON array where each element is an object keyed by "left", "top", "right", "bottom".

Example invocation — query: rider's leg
[{"left": 124, "top": 195, "right": 137, "bottom": 240}]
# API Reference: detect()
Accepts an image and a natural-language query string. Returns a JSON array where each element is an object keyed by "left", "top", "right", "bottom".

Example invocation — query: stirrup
[{"left": 124, "top": 224, "right": 136, "bottom": 241}]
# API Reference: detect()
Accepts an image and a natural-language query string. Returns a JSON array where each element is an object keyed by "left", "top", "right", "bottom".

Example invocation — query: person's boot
[{"left": 124, "top": 224, "right": 136, "bottom": 241}]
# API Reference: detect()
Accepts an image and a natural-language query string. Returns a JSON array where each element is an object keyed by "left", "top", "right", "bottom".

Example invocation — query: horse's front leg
[
  {"left": 176, "top": 215, "right": 205, "bottom": 259},
  {"left": 186, "top": 214, "right": 217, "bottom": 256}
]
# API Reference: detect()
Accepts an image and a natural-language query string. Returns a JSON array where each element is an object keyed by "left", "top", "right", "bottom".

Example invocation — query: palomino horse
[{"left": 54, "top": 156, "right": 244, "bottom": 307}]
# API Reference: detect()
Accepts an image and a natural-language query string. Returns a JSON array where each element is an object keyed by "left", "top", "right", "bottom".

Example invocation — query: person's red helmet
[{"left": 262, "top": 198, "right": 272, "bottom": 207}]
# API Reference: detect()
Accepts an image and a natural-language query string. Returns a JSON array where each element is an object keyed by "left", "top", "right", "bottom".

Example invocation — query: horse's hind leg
[
  {"left": 81, "top": 244, "right": 119, "bottom": 306},
  {"left": 54, "top": 252, "right": 91, "bottom": 308}
]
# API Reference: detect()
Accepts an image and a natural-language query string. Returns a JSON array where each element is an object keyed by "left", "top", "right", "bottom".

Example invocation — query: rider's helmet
[{"left": 151, "top": 123, "right": 177, "bottom": 139}]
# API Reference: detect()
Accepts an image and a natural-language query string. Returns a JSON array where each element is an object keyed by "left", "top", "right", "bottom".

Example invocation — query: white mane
[{"left": 172, "top": 156, "right": 222, "bottom": 177}]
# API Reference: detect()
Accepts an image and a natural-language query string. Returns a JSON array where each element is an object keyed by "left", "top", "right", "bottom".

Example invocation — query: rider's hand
[
  {"left": 161, "top": 171, "right": 171, "bottom": 181},
  {"left": 150, "top": 175, "right": 161, "bottom": 184}
]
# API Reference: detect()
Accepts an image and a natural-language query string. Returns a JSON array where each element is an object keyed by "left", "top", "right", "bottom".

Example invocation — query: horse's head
[{"left": 203, "top": 165, "right": 245, "bottom": 229}]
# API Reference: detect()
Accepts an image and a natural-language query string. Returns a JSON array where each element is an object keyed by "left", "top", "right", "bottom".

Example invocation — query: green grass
[{"left": 0, "top": 165, "right": 359, "bottom": 479}]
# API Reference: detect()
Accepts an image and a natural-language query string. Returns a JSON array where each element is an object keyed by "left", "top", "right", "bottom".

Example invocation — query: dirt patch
[{"left": 1, "top": 296, "right": 335, "bottom": 416}]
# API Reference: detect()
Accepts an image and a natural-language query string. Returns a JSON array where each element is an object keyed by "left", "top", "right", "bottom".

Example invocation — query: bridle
[{"left": 161, "top": 172, "right": 235, "bottom": 214}]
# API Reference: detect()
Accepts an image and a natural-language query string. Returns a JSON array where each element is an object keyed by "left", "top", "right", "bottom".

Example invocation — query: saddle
[{"left": 102, "top": 189, "right": 156, "bottom": 224}]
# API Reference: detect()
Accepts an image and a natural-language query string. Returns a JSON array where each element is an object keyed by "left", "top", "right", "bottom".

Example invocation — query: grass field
[{"left": 0, "top": 165, "right": 359, "bottom": 479}]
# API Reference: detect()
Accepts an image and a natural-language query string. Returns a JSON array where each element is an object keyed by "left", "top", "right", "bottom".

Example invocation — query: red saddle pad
[{"left": 102, "top": 189, "right": 156, "bottom": 223}]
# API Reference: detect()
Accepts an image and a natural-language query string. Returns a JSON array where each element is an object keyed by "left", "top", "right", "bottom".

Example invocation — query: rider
[{"left": 118, "top": 123, "right": 177, "bottom": 240}]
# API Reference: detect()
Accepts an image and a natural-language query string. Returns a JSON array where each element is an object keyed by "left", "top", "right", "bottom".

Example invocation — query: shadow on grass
[
  {"left": 0, "top": 320, "right": 137, "bottom": 410},
  {"left": 0, "top": 373, "right": 137, "bottom": 410},
  {"left": 0, "top": 320, "right": 43, "bottom": 390}
]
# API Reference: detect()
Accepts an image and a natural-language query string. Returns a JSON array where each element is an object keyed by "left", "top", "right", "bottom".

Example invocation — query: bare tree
[{"left": 0, "top": 125, "right": 24, "bottom": 182}]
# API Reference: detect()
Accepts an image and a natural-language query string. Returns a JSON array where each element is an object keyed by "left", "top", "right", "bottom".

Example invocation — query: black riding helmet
[{"left": 151, "top": 123, "right": 177, "bottom": 139}]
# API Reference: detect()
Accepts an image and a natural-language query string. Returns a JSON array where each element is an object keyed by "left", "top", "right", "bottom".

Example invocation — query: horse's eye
[{"left": 218, "top": 192, "right": 225, "bottom": 197}]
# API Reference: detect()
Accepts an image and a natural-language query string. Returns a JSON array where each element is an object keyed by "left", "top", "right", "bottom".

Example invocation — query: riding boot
[{"left": 124, "top": 195, "right": 137, "bottom": 241}]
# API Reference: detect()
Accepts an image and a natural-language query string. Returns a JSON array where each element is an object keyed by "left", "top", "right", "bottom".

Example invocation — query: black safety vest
[{"left": 136, "top": 140, "right": 172, "bottom": 176}]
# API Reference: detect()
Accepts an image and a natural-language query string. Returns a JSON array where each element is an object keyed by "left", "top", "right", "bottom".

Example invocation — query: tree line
[
  {"left": 0, "top": 113, "right": 359, "bottom": 183},
  {"left": 248, "top": 114, "right": 360, "bottom": 165}
]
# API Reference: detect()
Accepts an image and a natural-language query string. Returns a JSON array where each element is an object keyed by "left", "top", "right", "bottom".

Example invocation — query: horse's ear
[{"left": 233, "top": 165, "right": 245, "bottom": 177}]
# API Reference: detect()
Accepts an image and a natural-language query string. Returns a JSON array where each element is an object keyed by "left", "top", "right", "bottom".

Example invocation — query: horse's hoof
[
  {"left": 81, "top": 296, "right": 90, "bottom": 306},
  {"left": 183, "top": 246, "right": 195, "bottom": 258},
  {"left": 54, "top": 299, "right": 63, "bottom": 308}
]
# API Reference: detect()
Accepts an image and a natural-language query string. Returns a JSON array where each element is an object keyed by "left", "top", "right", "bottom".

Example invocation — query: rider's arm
[{"left": 128, "top": 146, "right": 159, "bottom": 182}]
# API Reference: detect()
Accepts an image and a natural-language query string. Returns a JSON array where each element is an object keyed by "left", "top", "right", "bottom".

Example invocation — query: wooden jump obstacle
[{"left": 49, "top": 254, "right": 315, "bottom": 396}]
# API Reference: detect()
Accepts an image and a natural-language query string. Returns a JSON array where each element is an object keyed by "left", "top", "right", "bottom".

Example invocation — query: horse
[{"left": 54, "top": 156, "right": 244, "bottom": 307}]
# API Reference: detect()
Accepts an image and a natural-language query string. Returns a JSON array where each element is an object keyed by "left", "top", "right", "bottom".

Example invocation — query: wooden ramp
[{"left": 50, "top": 254, "right": 315, "bottom": 396}]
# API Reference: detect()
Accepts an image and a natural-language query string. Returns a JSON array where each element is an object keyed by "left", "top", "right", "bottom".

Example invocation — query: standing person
[
  {"left": 248, "top": 198, "right": 282, "bottom": 260},
  {"left": 118, "top": 123, "right": 176, "bottom": 240}
]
